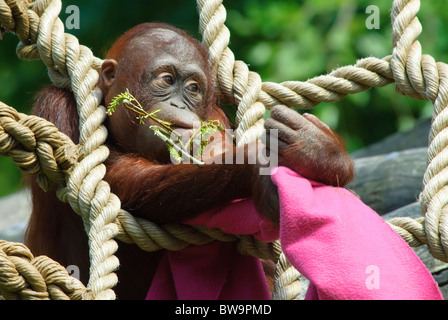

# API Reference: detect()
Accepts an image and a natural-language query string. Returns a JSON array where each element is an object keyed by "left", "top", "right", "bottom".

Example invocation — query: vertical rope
[
  {"left": 196, "top": 0, "right": 301, "bottom": 300},
  {"left": 389, "top": 0, "right": 448, "bottom": 262},
  {"left": 197, "top": 0, "right": 266, "bottom": 145},
  {"left": 13, "top": 0, "right": 120, "bottom": 299}
]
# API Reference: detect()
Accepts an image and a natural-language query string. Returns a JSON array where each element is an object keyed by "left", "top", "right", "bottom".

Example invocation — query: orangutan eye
[
  {"left": 159, "top": 73, "right": 174, "bottom": 86},
  {"left": 186, "top": 82, "right": 200, "bottom": 93},
  {"left": 162, "top": 75, "right": 174, "bottom": 85}
]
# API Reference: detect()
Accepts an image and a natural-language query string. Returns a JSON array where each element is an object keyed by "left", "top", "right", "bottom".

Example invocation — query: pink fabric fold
[
  {"left": 271, "top": 166, "right": 442, "bottom": 300},
  {"left": 146, "top": 166, "right": 443, "bottom": 300},
  {"left": 146, "top": 198, "right": 275, "bottom": 300}
]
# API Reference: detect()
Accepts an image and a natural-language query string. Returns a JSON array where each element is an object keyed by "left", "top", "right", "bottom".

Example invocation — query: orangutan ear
[{"left": 99, "top": 59, "right": 118, "bottom": 92}]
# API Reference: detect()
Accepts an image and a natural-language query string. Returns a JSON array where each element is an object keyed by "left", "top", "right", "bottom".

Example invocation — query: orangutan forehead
[
  {"left": 147, "top": 28, "right": 181, "bottom": 42},
  {"left": 131, "top": 28, "right": 192, "bottom": 48},
  {"left": 126, "top": 28, "right": 204, "bottom": 62}
]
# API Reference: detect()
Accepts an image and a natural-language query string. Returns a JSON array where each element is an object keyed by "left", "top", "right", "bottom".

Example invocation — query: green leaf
[{"left": 168, "top": 145, "right": 182, "bottom": 163}]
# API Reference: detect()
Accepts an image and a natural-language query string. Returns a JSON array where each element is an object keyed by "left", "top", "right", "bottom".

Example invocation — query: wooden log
[
  {"left": 383, "top": 202, "right": 448, "bottom": 298},
  {"left": 351, "top": 118, "right": 431, "bottom": 159},
  {"left": 348, "top": 147, "right": 428, "bottom": 215}
]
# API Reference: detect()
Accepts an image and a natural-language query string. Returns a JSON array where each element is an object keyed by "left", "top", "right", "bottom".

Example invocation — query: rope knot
[
  {"left": 0, "top": 0, "right": 36, "bottom": 44},
  {"left": 0, "top": 102, "right": 78, "bottom": 191},
  {"left": 0, "top": 240, "right": 89, "bottom": 300}
]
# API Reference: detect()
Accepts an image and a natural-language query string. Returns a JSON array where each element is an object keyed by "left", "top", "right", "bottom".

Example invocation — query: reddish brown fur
[{"left": 25, "top": 23, "right": 354, "bottom": 299}]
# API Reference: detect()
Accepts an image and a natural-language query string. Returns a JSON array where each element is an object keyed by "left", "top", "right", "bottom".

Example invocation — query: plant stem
[
  {"left": 122, "top": 99, "right": 181, "bottom": 140},
  {"left": 152, "top": 129, "right": 205, "bottom": 166},
  {"left": 184, "top": 125, "right": 204, "bottom": 153},
  {"left": 108, "top": 89, "right": 223, "bottom": 167}
]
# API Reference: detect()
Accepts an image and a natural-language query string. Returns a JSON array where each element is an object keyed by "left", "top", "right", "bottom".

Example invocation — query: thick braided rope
[
  {"left": 109, "top": 214, "right": 279, "bottom": 261},
  {"left": 388, "top": 0, "right": 448, "bottom": 262},
  {"left": 271, "top": 245, "right": 302, "bottom": 300},
  {"left": 260, "top": 57, "right": 394, "bottom": 109},
  {"left": 1, "top": 0, "right": 119, "bottom": 299},
  {"left": 197, "top": 0, "right": 302, "bottom": 299},
  {"left": 0, "top": 103, "right": 78, "bottom": 187},
  {"left": 197, "top": 0, "right": 394, "bottom": 122},
  {"left": 34, "top": 0, "right": 119, "bottom": 298},
  {"left": 0, "top": 240, "right": 90, "bottom": 300},
  {"left": 0, "top": 0, "right": 34, "bottom": 43},
  {"left": 197, "top": 0, "right": 266, "bottom": 145}
]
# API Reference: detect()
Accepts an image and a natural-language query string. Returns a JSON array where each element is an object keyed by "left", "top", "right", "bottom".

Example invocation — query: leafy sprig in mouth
[{"left": 107, "top": 89, "right": 224, "bottom": 166}]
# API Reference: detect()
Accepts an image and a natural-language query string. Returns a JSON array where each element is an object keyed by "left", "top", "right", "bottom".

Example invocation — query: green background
[{"left": 1, "top": 0, "right": 447, "bottom": 197}]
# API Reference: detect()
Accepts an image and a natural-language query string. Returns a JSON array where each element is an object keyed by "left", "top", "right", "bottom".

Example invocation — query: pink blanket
[{"left": 146, "top": 166, "right": 442, "bottom": 300}]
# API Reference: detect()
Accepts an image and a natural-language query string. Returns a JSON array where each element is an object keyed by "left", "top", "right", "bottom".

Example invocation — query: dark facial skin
[{"left": 100, "top": 28, "right": 210, "bottom": 162}]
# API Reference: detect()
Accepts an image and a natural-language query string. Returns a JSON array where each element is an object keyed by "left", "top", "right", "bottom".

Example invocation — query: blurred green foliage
[{"left": 0, "top": 0, "right": 447, "bottom": 197}]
